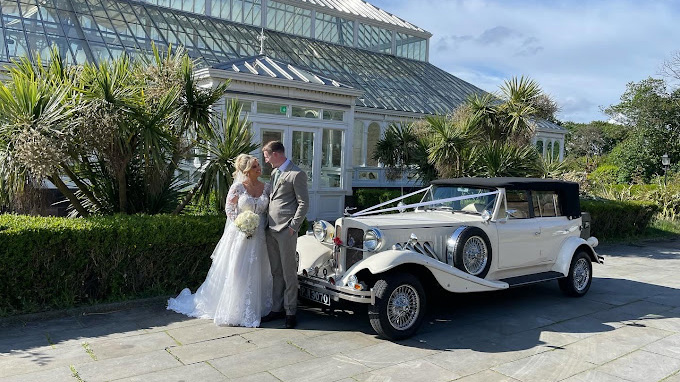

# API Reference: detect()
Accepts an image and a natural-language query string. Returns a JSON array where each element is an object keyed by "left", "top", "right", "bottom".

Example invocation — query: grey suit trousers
[{"left": 266, "top": 228, "right": 298, "bottom": 315}]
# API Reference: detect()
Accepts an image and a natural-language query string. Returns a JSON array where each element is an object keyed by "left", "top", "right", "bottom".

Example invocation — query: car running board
[{"left": 500, "top": 271, "right": 565, "bottom": 288}]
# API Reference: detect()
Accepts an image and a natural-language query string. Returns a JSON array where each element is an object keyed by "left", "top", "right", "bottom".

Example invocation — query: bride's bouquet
[{"left": 234, "top": 210, "right": 259, "bottom": 239}]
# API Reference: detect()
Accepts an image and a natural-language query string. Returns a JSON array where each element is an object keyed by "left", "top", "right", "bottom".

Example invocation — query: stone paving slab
[
  {"left": 561, "top": 369, "right": 631, "bottom": 382},
  {"left": 0, "top": 365, "right": 75, "bottom": 382},
  {"left": 208, "top": 342, "right": 313, "bottom": 378},
  {"left": 166, "top": 335, "right": 256, "bottom": 364},
  {"left": 491, "top": 350, "right": 596, "bottom": 382},
  {"left": 597, "top": 350, "right": 680, "bottom": 382},
  {"left": 87, "top": 331, "right": 177, "bottom": 360},
  {"left": 562, "top": 324, "right": 672, "bottom": 365},
  {"left": 268, "top": 354, "right": 371, "bottom": 382},
  {"left": 353, "top": 359, "right": 460, "bottom": 382},
  {"left": 1, "top": 241, "right": 680, "bottom": 382},
  {"left": 73, "top": 350, "right": 181, "bottom": 382},
  {"left": 112, "top": 362, "right": 227, "bottom": 382},
  {"left": 1, "top": 343, "right": 95, "bottom": 378}
]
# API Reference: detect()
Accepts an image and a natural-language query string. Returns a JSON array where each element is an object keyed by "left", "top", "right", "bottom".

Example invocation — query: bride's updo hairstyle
[{"left": 232, "top": 154, "right": 257, "bottom": 180}]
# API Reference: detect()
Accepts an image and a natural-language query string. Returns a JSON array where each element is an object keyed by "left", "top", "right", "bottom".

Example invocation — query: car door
[
  {"left": 495, "top": 189, "right": 543, "bottom": 269},
  {"left": 531, "top": 190, "right": 575, "bottom": 262}
]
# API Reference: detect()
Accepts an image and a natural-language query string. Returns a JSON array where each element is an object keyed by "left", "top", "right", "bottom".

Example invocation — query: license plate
[{"left": 299, "top": 285, "right": 331, "bottom": 306}]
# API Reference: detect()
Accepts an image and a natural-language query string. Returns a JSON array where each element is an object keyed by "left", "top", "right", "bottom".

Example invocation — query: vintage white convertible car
[{"left": 297, "top": 177, "right": 603, "bottom": 340}]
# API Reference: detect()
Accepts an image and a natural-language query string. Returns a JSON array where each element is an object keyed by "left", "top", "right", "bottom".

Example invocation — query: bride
[{"left": 168, "top": 154, "right": 273, "bottom": 327}]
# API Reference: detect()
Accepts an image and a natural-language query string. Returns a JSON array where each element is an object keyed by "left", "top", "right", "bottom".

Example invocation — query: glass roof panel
[{"left": 0, "top": 0, "right": 482, "bottom": 114}]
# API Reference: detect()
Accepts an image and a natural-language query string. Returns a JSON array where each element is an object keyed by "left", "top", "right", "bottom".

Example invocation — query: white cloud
[{"left": 371, "top": 0, "right": 680, "bottom": 122}]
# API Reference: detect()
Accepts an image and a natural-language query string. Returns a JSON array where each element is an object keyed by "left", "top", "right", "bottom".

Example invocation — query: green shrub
[
  {"left": 581, "top": 199, "right": 658, "bottom": 240},
  {"left": 588, "top": 164, "right": 620, "bottom": 186},
  {"left": 644, "top": 183, "right": 680, "bottom": 220},
  {"left": 0, "top": 214, "right": 226, "bottom": 316},
  {"left": 353, "top": 188, "right": 424, "bottom": 211}
]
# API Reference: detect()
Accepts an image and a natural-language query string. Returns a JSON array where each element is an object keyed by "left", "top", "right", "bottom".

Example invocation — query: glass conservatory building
[{"left": 0, "top": 0, "right": 566, "bottom": 220}]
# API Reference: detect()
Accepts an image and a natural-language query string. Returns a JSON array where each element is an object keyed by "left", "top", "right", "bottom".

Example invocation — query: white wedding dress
[{"left": 167, "top": 182, "right": 273, "bottom": 327}]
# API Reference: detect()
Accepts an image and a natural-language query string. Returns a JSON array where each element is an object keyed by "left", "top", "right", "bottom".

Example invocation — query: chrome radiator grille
[{"left": 345, "top": 228, "right": 364, "bottom": 270}]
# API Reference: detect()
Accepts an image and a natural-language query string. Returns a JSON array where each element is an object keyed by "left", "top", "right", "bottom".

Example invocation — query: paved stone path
[{"left": 2, "top": 240, "right": 680, "bottom": 382}]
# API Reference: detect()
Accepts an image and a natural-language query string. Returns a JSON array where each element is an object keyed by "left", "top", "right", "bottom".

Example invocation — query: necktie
[{"left": 272, "top": 168, "right": 280, "bottom": 186}]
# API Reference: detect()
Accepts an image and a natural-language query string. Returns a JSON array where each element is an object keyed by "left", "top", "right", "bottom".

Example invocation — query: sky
[{"left": 370, "top": 0, "right": 680, "bottom": 123}]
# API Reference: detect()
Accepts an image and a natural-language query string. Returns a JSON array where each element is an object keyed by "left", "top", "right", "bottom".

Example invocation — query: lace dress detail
[{"left": 168, "top": 182, "right": 273, "bottom": 327}]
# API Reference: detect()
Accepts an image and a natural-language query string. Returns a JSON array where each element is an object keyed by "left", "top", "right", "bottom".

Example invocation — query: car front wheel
[
  {"left": 558, "top": 251, "right": 592, "bottom": 297},
  {"left": 368, "top": 273, "right": 426, "bottom": 340}
]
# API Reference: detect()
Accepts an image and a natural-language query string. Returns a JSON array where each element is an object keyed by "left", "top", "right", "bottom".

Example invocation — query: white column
[
  {"left": 361, "top": 120, "right": 368, "bottom": 167},
  {"left": 261, "top": 0, "right": 267, "bottom": 28},
  {"left": 310, "top": 9, "right": 316, "bottom": 39}
]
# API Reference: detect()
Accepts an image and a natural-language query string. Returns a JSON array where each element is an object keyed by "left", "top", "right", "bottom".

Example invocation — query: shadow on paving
[
  {"left": 1, "top": 276, "right": 679, "bottom": 368},
  {"left": 0, "top": 301, "right": 192, "bottom": 356}
]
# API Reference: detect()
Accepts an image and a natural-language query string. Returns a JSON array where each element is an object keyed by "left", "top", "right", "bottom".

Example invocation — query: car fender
[
  {"left": 343, "top": 249, "right": 508, "bottom": 293},
  {"left": 297, "top": 234, "right": 333, "bottom": 271},
  {"left": 551, "top": 236, "right": 601, "bottom": 276}
]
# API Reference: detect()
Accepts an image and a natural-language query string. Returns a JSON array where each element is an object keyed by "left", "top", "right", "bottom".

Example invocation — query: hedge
[
  {"left": 580, "top": 199, "right": 659, "bottom": 240},
  {"left": 0, "top": 214, "right": 226, "bottom": 316},
  {"left": 353, "top": 188, "right": 424, "bottom": 211}
]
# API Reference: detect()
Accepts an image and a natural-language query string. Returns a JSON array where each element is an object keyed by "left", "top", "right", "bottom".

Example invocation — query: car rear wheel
[
  {"left": 453, "top": 227, "right": 492, "bottom": 278},
  {"left": 558, "top": 251, "right": 592, "bottom": 297},
  {"left": 368, "top": 273, "right": 426, "bottom": 340}
]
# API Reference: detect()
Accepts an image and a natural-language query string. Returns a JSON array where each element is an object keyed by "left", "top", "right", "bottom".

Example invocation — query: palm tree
[
  {"left": 496, "top": 76, "right": 542, "bottom": 145},
  {"left": 471, "top": 142, "right": 541, "bottom": 177},
  {"left": 372, "top": 122, "right": 434, "bottom": 181},
  {"left": 538, "top": 153, "right": 567, "bottom": 179},
  {"left": 0, "top": 50, "right": 88, "bottom": 216},
  {"left": 67, "top": 44, "right": 229, "bottom": 215},
  {"left": 426, "top": 113, "right": 482, "bottom": 178},
  {"left": 142, "top": 44, "right": 230, "bottom": 198},
  {"left": 174, "top": 99, "right": 258, "bottom": 214}
]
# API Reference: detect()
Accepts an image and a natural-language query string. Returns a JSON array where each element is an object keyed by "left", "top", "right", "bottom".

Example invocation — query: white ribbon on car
[
  {"left": 351, "top": 188, "right": 500, "bottom": 217},
  {"left": 351, "top": 186, "right": 432, "bottom": 217}
]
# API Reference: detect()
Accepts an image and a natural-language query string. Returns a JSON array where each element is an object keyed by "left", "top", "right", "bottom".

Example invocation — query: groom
[{"left": 262, "top": 141, "right": 309, "bottom": 329}]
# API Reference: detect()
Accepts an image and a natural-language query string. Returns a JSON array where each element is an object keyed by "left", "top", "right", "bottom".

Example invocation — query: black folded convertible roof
[{"left": 431, "top": 178, "right": 581, "bottom": 218}]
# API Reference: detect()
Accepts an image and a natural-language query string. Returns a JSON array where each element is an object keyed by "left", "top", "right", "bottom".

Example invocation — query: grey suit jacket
[{"left": 268, "top": 163, "right": 309, "bottom": 232}]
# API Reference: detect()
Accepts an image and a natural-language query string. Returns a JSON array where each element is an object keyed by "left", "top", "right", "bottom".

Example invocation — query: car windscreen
[{"left": 419, "top": 186, "right": 497, "bottom": 214}]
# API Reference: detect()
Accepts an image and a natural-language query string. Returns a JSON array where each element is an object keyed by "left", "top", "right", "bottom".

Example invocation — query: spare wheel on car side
[{"left": 452, "top": 226, "right": 492, "bottom": 278}]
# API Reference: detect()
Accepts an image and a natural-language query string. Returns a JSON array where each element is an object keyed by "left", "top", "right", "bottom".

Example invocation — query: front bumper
[{"left": 298, "top": 275, "right": 375, "bottom": 305}]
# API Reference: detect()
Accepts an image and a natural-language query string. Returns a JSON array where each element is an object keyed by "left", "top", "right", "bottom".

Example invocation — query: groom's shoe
[
  {"left": 261, "top": 311, "right": 285, "bottom": 322},
  {"left": 285, "top": 315, "right": 297, "bottom": 329}
]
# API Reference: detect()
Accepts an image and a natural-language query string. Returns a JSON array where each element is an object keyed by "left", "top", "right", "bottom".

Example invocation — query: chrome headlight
[
  {"left": 313, "top": 220, "right": 334, "bottom": 242},
  {"left": 364, "top": 228, "right": 384, "bottom": 252}
]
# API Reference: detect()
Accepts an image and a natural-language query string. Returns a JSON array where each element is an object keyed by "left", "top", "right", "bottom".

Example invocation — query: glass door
[
  {"left": 261, "top": 128, "right": 284, "bottom": 181},
  {"left": 291, "top": 130, "right": 314, "bottom": 186}
]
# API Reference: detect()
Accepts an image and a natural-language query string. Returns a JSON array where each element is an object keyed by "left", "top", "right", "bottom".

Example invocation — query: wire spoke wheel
[
  {"left": 462, "top": 236, "right": 488, "bottom": 276},
  {"left": 559, "top": 251, "right": 593, "bottom": 297},
  {"left": 369, "top": 273, "right": 427, "bottom": 340},
  {"left": 572, "top": 258, "right": 590, "bottom": 292},
  {"left": 387, "top": 285, "right": 420, "bottom": 330}
]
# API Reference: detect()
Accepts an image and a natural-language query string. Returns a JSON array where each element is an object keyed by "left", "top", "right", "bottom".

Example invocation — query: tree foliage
[
  {"left": 374, "top": 76, "right": 554, "bottom": 180},
  {"left": 0, "top": 45, "right": 249, "bottom": 216},
  {"left": 605, "top": 78, "right": 680, "bottom": 183},
  {"left": 563, "top": 120, "right": 627, "bottom": 160}
]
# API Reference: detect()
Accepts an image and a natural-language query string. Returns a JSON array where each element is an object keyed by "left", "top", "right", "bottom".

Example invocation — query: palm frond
[{"left": 472, "top": 141, "right": 541, "bottom": 177}]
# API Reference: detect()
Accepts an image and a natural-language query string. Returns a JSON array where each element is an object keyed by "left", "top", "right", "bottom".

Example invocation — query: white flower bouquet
[{"left": 234, "top": 210, "right": 259, "bottom": 239}]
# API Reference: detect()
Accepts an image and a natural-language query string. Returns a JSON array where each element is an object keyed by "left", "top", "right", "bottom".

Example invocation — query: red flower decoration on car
[{"left": 333, "top": 236, "right": 343, "bottom": 246}]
